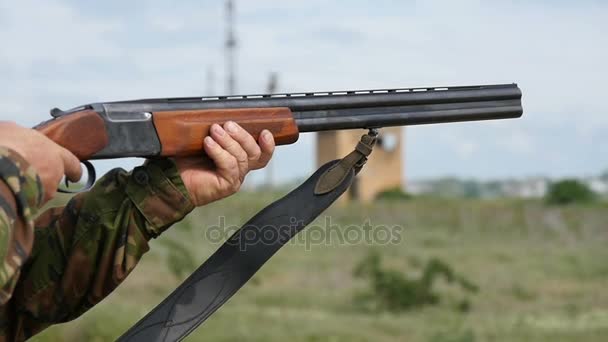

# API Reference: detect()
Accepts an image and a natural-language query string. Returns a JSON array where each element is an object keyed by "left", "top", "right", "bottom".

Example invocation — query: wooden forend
[{"left": 153, "top": 107, "right": 299, "bottom": 157}]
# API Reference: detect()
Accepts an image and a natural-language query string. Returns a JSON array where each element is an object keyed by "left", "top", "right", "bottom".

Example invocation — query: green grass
[{"left": 33, "top": 193, "right": 608, "bottom": 341}]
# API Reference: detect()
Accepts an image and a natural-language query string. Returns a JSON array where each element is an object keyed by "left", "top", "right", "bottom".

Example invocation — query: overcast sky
[{"left": 0, "top": 0, "right": 606, "bottom": 184}]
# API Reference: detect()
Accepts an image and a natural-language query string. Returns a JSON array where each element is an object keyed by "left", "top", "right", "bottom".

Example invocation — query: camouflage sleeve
[
  {"left": 0, "top": 148, "right": 43, "bottom": 305},
  {"left": 2, "top": 158, "right": 194, "bottom": 341}
]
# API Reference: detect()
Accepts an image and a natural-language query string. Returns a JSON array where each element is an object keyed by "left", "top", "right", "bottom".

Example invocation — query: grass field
[{"left": 33, "top": 192, "right": 608, "bottom": 342}]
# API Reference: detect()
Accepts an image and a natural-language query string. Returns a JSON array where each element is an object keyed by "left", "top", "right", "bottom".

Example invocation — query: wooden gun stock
[{"left": 35, "top": 110, "right": 110, "bottom": 160}]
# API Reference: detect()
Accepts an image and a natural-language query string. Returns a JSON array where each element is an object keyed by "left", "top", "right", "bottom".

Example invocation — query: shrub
[
  {"left": 159, "top": 238, "right": 197, "bottom": 279},
  {"left": 545, "top": 179, "right": 596, "bottom": 205},
  {"left": 376, "top": 187, "right": 412, "bottom": 201},
  {"left": 353, "top": 251, "right": 478, "bottom": 312}
]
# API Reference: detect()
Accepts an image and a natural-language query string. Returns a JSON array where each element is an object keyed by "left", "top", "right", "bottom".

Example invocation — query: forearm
[
  {"left": 0, "top": 147, "right": 42, "bottom": 305},
  {"left": 5, "top": 159, "right": 194, "bottom": 341}
]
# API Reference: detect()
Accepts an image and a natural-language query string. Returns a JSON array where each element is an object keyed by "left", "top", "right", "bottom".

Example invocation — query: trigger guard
[{"left": 58, "top": 161, "right": 97, "bottom": 194}]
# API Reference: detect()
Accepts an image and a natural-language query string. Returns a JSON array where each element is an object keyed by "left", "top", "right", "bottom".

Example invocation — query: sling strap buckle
[{"left": 314, "top": 129, "right": 379, "bottom": 195}]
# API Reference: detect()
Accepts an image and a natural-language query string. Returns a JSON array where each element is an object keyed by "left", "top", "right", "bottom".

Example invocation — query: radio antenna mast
[{"left": 225, "top": 0, "right": 237, "bottom": 95}]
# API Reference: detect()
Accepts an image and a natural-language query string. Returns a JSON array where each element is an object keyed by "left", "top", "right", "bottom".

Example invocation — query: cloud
[
  {"left": 497, "top": 128, "right": 535, "bottom": 156},
  {"left": 0, "top": 0, "right": 123, "bottom": 67},
  {"left": 454, "top": 141, "right": 478, "bottom": 160}
]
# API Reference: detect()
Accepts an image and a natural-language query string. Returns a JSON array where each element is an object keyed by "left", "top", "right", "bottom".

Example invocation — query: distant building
[
  {"left": 501, "top": 178, "right": 549, "bottom": 198},
  {"left": 316, "top": 127, "right": 404, "bottom": 202},
  {"left": 586, "top": 177, "right": 608, "bottom": 195},
  {"left": 408, "top": 177, "right": 551, "bottom": 199}
]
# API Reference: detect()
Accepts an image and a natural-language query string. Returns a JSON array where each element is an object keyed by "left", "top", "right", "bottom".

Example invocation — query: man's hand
[
  {"left": 0, "top": 122, "right": 82, "bottom": 202},
  {"left": 175, "top": 121, "right": 275, "bottom": 207}
]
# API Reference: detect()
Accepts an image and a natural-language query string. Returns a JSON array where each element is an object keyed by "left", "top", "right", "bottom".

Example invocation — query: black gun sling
[{"left": 117, "top": 131, "right": 377, "bottom": 342}]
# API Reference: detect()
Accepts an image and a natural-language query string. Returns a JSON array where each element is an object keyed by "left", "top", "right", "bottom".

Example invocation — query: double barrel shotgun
[
  {"left": 36, "top": 83, "right": 522, "bottom": 170},
  {"left": 34, "top": 83, "right": 523, "bottom": 341}
]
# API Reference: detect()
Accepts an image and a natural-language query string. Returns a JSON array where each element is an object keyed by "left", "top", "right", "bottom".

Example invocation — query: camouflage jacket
[{"left": 0, "top": 147, "right": 194, "bottom": 341}]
